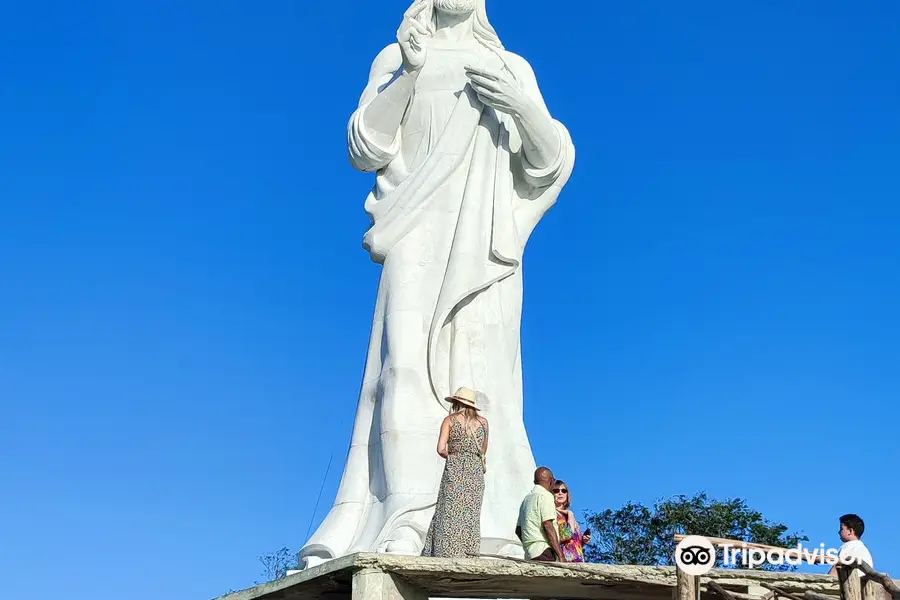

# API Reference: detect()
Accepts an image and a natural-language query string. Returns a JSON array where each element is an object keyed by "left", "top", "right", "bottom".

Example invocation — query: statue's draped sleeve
[
  {"left": 348, "top": 45, "right": 405, "bottom": 173},
  {"left": 502, "top": 52, "right": 576, "bottom": 241}
]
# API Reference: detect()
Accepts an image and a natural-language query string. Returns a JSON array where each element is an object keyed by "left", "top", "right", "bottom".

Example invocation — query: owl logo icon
[{"left": 675, "top": 535, "right": 716, "bottom": 575}]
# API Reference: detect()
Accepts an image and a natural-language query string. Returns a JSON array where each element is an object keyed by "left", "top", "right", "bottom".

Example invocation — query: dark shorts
[{"left": 532, "top": 548, "right": 556, "bottom": 562}]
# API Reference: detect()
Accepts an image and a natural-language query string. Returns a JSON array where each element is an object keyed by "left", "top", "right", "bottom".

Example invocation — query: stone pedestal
[
  {"left": 353, "top": 569, "right": 427, "bottom": 600},
  {"left": 210, "top": 553, "right": 843, "bottom": 600}
]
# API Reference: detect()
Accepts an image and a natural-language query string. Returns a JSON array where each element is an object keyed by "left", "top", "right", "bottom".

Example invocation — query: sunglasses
[{"left": 552, "top": 488, "right": 568, "bottom": 494}]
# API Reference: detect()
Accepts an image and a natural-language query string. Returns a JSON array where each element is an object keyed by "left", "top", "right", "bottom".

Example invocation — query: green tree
[{"left": 583, "top": 492, "right": 808, "bottom": 571}]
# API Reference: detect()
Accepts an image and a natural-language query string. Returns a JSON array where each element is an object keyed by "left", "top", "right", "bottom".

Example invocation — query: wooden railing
[{"left": 672, "top": 535, "right": 899, "bottom": 600}]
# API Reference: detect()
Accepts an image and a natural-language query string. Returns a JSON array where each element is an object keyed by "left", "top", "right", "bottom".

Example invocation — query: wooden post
[
  {"left": 862, "top": 578, "right": 883, "bottom": 600},
  {"left": 677, "top": 564, "right": 697, "bottom": 600},
  {"left": 854, "top": 561, "right": 900, "bottom": 600},
  {"left": 839, "top": 566, "right": 863, "bottom": 600}
]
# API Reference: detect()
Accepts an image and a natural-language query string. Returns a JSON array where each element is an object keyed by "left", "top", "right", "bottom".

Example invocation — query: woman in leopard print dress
[{"left": 421, "top": 387, "right": 489, "bottom": 558}]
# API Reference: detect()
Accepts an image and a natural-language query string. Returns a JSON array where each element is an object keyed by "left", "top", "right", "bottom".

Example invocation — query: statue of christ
[{"left": 300, "top": 0, "right": 575, "bottom": 567}]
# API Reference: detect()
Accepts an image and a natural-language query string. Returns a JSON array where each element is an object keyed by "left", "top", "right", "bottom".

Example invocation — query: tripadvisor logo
[
  {"left": 676, "top": 535, "right": 853, "bottom": 574},
  {"left": 675, "top": 535, "right": 717, "bottom": 575}
]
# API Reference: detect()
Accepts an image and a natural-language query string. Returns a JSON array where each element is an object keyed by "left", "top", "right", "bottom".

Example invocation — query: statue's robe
[{"left": 300, "top": 42, "right": 575, "bottom": 565}]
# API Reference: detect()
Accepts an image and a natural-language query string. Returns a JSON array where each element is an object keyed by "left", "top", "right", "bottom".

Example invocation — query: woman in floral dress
[
  {"left": 421, "top": 387, "right": 488, "bottom": 558},
  {"left": 553, "top": 479, "right": 591, "bottom": 562}
]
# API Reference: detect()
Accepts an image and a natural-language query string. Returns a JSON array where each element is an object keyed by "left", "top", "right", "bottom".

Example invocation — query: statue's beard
[{"left": 433, "top": 0, "right": 476, "bottom": 15}]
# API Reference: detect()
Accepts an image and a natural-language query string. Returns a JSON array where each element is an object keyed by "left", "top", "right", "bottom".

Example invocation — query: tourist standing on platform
[
  {"left": 516, "top": 467, "right": 565, "bottom": 561},
  {"left": 830, "top": 513, "right": 874, "bottom": 578},
  {"left": 421, "top": 387, "right": 488, "bottom": 558},
  {"left": 552, "top": 480, "right": 591, "bottom": 562}
]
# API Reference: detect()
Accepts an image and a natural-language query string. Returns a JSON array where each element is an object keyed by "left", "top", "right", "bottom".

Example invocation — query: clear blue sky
[{"left": 1, "top": 1, "right": 897, "bottom": 598}]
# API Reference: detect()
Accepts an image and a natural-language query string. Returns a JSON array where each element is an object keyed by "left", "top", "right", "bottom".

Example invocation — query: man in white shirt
[
  {"left": 830, "top": 513, "right": 874, "bottom": 578},
  {"left": 516, "top": 466, "right": 565, "bottom": 561}
]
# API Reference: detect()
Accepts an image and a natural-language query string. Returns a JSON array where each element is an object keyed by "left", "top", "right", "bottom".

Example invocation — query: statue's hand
[
  {"left": 464, "top": 64, "right": 530, "bottom": 116},
  {"left": 397, "top": 1, "right": 429, "bottom": 74}
]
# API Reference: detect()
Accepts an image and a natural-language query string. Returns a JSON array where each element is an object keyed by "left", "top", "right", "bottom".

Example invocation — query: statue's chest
[{"left": 414, "top": 48, "right": 483, "bottom": 94}]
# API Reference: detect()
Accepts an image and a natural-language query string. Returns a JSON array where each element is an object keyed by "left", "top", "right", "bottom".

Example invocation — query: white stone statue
[{"left": 299, "top": 0, "right": 575, "bottom": 568}]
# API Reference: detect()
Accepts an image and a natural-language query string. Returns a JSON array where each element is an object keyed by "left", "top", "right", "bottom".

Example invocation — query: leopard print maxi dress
[{"left": 421, "top": 418, "right": 486, "bottom": 558}]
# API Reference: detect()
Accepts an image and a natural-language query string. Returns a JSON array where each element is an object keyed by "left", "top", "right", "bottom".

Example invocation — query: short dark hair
[
  {"left": 534, "top": 466, "right": 553, "bottom": 484},
  {"left": 840, "top": 513, "right": 865, "bottom": 537}
]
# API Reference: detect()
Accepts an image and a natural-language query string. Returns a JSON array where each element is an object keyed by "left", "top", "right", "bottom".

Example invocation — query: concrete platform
[{"left": 211, "top": 553, "right": 840, "bottom": 600}]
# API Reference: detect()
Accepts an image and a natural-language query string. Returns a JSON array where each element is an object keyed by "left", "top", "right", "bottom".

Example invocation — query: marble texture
[{"left": 299, "top": 0, "right": 575, "bottom": 568}]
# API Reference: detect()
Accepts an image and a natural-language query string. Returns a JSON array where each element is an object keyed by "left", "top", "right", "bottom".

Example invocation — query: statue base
[{"left": 210, "top": 552, "right": 840, "bottom": 600}]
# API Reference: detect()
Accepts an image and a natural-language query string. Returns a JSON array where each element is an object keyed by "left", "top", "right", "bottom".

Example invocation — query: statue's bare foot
[
  {"left": 496, "top": 541, "right": 525, "bottom": 559},
  {"left": 377, "top": 525, "right": 423, "bottom": 555},
  {"left": 298, "top": 546, "right": 333, "bottom": 569},
  {"left": 302, "top": 555, "right": 327, "bottom": 568}
]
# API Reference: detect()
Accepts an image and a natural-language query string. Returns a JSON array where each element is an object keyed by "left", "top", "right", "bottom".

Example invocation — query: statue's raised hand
[
  {"left": 464, "top": 64, "right": 530, "bottom": 116},
  {"left": 397, "top": 1, "right": 430, "bottom": 74}
]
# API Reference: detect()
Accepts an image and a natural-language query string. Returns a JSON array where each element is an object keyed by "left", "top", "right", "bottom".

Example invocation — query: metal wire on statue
[{"left": 305, "top": 452, "right": 334, "bottom": 542}]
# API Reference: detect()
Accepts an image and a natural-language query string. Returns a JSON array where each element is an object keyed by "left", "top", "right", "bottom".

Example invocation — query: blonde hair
[{"left": 451, "top": 400, "right": 479, "bottom": 420}]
